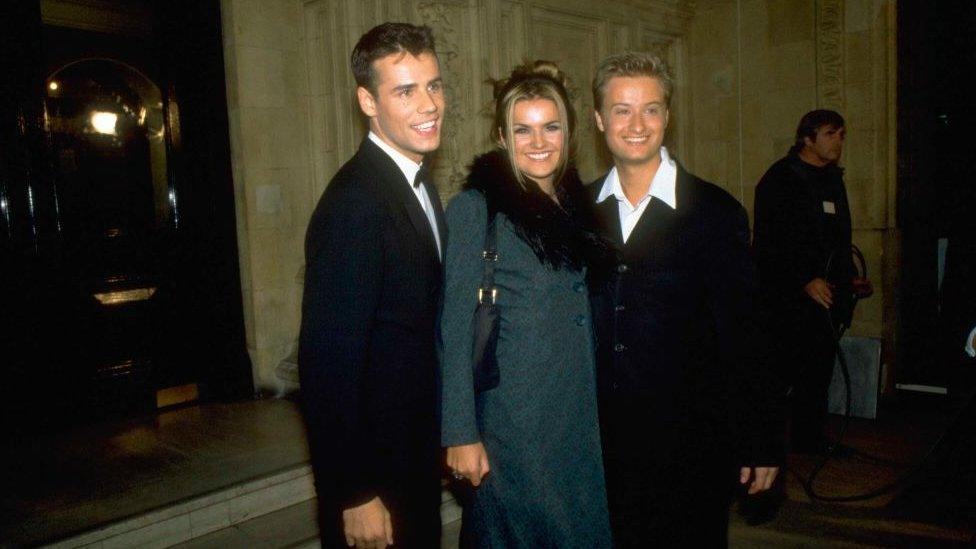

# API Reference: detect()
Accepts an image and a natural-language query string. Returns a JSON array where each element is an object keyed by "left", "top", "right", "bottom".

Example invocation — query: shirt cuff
[{"left": 966, "top": 326, "right": 976, "bottom": 358}]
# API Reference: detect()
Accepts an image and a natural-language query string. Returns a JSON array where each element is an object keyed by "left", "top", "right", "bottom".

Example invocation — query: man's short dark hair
[
  {"left": 791, "top": 109, "right": 845, "bottom": 154},
  {"left": 351, "top": 22, "right": 437, "bottom": 94}
]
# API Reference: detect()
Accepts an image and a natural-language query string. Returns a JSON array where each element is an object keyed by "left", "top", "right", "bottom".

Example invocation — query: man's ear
[
  {"left": 803, "top": 135, "right": 815, "bottom": 148},
  {"left": 357, "top": 86, "right": 377, "bottom": 118},
  {"left": 594, "top": 110, "right": 605, "bottom": 133},
  {"left": 664, "top": 108, "right": 670, "bottom": 130}
]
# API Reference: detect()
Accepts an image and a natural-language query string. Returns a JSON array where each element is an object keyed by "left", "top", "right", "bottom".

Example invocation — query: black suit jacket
[
  {"left": 590, "top": 165, "right": 783, "bottom": 480},
  {"left": 298, "top": 138, "right": 446, "bottom": 518}
]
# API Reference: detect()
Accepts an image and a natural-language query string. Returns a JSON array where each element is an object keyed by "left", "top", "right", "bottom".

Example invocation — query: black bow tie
[{"left": 414, "top": 166, "right": 431, "bottom": 189}]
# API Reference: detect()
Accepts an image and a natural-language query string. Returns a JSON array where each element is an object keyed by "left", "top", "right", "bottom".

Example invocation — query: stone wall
[{"left": 220, "top": 0, "right": 896, "bottom": 390}]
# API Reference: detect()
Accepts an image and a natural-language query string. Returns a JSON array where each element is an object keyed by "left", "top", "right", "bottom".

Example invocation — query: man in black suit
[
  {"left": 588, "top": 52, "right": 783, "bottom": 547},
  {"left": 298, "top": 23, "right": 446, "bottom": 549}
]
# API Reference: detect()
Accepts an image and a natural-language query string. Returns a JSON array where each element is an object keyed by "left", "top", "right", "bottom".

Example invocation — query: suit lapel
[{"left": 358, "top": 139, "right": 441, "bottom": 265}]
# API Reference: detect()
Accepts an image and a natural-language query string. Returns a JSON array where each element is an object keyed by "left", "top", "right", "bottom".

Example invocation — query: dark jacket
[
  {"left": 298, "top": 138, "right": 445, "bottom": 543},
  {"left": 590, "top": 165, "right": 783, "bottom": 476},
  {"left": 753, "top": 153, "right": 855, "bottom": 323}
]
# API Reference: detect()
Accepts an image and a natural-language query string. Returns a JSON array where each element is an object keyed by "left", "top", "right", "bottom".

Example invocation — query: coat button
[
  {"left": 614, "top": 343, "right": 626, "bottom": 352},
  {"left": 573, "top": 281, "right": 585, "bottom": 293},
  {"left": 616, "top": 263, "right": 629, "bottom": 274},
  {"left": 614, "top": 304, "right": 625, "bottom": 312},
  {"left": 575, "top": 314, "right": 586, "bottom": 326}
]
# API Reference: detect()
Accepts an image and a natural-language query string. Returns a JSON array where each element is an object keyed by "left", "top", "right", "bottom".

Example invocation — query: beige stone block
[
  {"left": 229, "top": 0, "right": 302, "bottom": 51},
  {"left": 693, "top": 139, "right": 731, "bottom": 187},
  {"left": 767, "top": 40, "right": 816, "bottom": 91},
  {"left": 847, "top": 176, "right": 886, "bottom": 231},
  {"left": 843, "top": 80, "right": 873, "bottom": 132},
  {"left": 237, "top": 46, "right": 286, "bottom": 108},
  {"left": 845, "top": 0, "right": 878, "bottom": 33},
  {"left": 240, "top": 107, "right": 308, "bottom": 170},
  {"left": 740, "top": 135, "right": 781, "bottom": 191},
  {"left": 741, "top": 88, "right": 814, "bottom": 142},
  {"left": 244, "top": 167, "right": 302, "bottom": 231},
  {"left": 688, "top": 1, "right": 738, "bottom": 58},
  {"left": 695, "top": 55, "right": 737, "bottom": 99},
  {"left": 845, "top": 30, "right": 873, "bottom": 84},
  {"left": 848, "top": 229, "right": 884, "bottom": 338},
  {"left": 101, "top": 514, "right": 191, "bottom": 549},
  {"left": 228, "top": 473, "right": 315, "bottom": 524},
  {"left": 840, "top": 127, "right": 874, "bottom": 182},
  {"left": 766, "top": 0, "right": 815, "bottom": 45},
  {"left": 281, "top": 49, "right": 310, "bottom": 107},
  {"left": 253, "top": 288, "right": 287, "bottom": 350},
  {"left": 247, "top": 228, "right": 285, "bottom": 291},
  {"left": 188, "top": 501, "right": 231, "bottom": 538}
]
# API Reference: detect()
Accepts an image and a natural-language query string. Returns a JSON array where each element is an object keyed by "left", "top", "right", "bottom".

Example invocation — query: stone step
[
  {"left": 42, "top": 465, "right": 462, "bottom": 549},
  {"left": 171, "top": 491, "right": 463, "bottom": 549},
  {"left": 42, "top": 464, "right": 316, "bottom": 549}
]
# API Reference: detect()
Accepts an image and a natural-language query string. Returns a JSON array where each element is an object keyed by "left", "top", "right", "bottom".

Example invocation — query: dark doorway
[
  {"left": 0, "top": 1, "right": 252, "bottom": 435},
  {"left": 896, "top": 1, "right": 976, "bottom": 394}
]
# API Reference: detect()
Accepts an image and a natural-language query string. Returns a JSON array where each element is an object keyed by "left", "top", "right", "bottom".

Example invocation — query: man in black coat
[
  {"left": 298, "top": 23, "right": 446, "bottom": 549},
  {"left": 588, "top": 52, "right": 783, "bottom": 547},
  {"left": 753, "top": 110, "right": 872, "bottom": 454}
]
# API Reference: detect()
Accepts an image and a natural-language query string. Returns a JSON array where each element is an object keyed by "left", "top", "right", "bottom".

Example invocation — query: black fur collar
[{"left": 464, "top": 149, "right": 610, "bottom": 271}]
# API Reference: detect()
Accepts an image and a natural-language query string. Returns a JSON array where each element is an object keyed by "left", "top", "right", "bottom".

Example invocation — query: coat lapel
[
  {"left": 592, "top": 172, "right": 625, "bottom": 248},
  {"left": 622, "top": 197, "right": 678, "bottom": 257}
]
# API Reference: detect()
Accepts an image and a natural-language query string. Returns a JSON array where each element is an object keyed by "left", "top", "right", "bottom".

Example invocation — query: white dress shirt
[
  {"left": 368, "top": 132, "right": 442, "bottom": 258},
  {"left": 596, "top": 146, "right": 678, "bottom": 243}
]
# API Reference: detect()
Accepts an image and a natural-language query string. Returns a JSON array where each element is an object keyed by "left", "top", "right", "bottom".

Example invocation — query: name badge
[{"left": 823, "top": 201, "right": 836, "bottom": 214}]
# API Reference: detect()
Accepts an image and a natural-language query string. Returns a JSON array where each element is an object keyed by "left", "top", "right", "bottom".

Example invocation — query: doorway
[{"left": 0, "top": 1, "right": 252, "bottom": 434}]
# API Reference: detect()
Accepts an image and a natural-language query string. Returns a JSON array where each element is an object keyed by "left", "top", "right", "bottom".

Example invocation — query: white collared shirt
[
  {"left": 596, "top": 146, "right": 678, "bottom": 243},
  {"left": 368, "top": 132, "right": 442, "bottom": 258}
]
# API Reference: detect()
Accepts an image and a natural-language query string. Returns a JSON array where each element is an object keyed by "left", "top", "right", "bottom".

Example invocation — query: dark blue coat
[{"left": 589, "top": 165, "right": 784, "bottom": 544}]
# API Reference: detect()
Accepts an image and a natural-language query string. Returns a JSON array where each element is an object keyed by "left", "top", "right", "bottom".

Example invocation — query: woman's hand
[{"left": 447, "top": 442, "right": 491, "bottom": 487}]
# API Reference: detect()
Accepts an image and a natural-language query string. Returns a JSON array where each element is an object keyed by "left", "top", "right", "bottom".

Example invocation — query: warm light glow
[
  {"left": 48, "top": 81, "right": 59, "bottom": 91},
  {"left": 90, "top": 111, "right": 118, "bottom": 135}
]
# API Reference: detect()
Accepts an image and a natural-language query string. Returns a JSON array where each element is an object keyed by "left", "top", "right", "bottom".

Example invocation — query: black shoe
[{"left": 738, "top": 486, "right": 785, "bottom": 526}]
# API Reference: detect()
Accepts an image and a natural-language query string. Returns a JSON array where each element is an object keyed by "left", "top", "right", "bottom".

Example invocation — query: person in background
[{"left": 753, "top": 109, "right": 872, "bottom": 455}]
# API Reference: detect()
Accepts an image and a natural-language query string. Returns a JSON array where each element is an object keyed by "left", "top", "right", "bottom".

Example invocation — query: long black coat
[
  {"left": 589, "top": 165, "right": 783, "bottom": 545},
  {"left": 298, "top": 138, "right": 445, "bottom": 547}
]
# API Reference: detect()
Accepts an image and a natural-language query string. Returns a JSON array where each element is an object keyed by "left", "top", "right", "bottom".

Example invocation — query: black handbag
[{"left": 471, "top": 211, "right": 500, "bottom": 393}]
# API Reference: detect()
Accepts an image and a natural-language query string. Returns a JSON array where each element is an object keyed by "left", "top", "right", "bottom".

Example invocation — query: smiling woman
[
  {"left": 508, "top": 98, "right": 564, "bottom": 195},
  {"left": 440, "top": 60, "right": 613, "bottom": 548}
]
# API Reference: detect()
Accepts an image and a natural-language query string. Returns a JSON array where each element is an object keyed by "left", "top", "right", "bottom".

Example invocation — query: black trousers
[
  {"left": 779, "top": 303, "right": 840, "bottom": 447},
  {"left": 601, "top": 400, "right": 736, "bottom": 548}
]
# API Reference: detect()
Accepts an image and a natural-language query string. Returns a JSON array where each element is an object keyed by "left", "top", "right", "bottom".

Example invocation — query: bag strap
[{"left": 478, "top": 208, "right": 498, "bottom": 305}]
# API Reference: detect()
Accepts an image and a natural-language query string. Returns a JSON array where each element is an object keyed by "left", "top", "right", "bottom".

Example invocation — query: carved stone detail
[
  {"left": 418, "top": 2, "right": 471, "bottom": 195},
  {"left": 816, "top": 0, "right": 845, "bottom": 111}
]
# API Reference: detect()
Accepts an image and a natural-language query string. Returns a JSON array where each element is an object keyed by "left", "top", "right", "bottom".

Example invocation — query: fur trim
[{"left": 464, "top": 150, "right": 610, "bottom": 271}]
